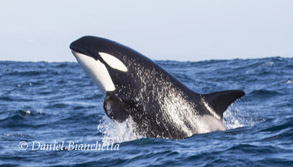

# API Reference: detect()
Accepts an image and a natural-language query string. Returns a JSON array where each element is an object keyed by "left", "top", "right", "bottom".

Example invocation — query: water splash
[
  {"left": 97, "top": 103, "right": 249, "bottom": 142},
  {"left": 224, "top": 109, "right": 244, "bottom": 129},
  {"left": 98, "top": 104, "right": 247, "bottom": 142},
  {"left": 223, "top": 105, "right": 254, "bottom": 130},
  {"left": 97, "top": 116, "right": 142, "bottom": 143}
]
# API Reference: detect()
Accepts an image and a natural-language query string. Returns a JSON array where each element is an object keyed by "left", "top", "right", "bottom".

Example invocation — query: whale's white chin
[{"left": 71, "top": 50, "right": 115, "bottom": 94}]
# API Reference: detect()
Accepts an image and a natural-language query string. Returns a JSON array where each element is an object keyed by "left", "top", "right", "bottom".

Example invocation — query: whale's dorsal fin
[{"left": 202, "top": 90, "right": 245, "bottom": 119}]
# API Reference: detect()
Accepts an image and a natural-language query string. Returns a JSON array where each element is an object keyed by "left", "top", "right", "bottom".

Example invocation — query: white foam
[
  {"left": 97, "top": 105, "right": 251, "bottom": 141},
  {"left": 223, "top": 106, "right": 247, "bottom": 129},
  {"left": 97, "top": 116, "right": 142, "bottom": 143},
  {"left": 24, "top": 110, "right": 31, "bottom": 115}
]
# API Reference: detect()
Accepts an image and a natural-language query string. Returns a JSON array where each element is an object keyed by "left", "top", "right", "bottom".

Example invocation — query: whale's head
[{"left": 70, "top": 36, "right": 141, "bottom": 94}]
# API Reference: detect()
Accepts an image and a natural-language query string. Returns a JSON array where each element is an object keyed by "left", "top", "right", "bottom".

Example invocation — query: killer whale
[{"left": 70, "top": 36, "right": 245, "bottom": 139}]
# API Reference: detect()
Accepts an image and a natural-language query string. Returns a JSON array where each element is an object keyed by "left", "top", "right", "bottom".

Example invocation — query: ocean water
[{"left": 0, "top": 57, "right": 292, "bottom": 167}]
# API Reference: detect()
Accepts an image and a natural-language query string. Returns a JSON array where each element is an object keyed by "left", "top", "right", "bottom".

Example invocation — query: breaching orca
[{"left": 70, "top": 36, "right": 245, "bottom": 139}]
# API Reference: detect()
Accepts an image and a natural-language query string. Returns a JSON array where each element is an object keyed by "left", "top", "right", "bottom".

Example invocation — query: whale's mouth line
[
  {"left": 71, "top": 50, "right": 79, "bottom": 57},
  {"left": 71, "top": 50, "right": 95, "bottom": 62},
  {"left": 71, "top": 48, "right": 97, "bottom": 60},
  {"left": 70, "top": 43, "right": 85, "bottom": 55}
]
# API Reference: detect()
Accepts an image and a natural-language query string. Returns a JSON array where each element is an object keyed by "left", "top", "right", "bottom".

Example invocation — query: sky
[{"left": 0, "top": 0, "right": 292, "bottom": 62}]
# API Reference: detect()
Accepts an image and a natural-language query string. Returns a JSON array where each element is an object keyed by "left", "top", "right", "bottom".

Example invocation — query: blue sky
[{"left": 0, "top": 0, "right": 292, "bottom": 62}]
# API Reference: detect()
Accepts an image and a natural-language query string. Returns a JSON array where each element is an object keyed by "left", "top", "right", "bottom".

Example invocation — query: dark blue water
[{"left": 0, "top": 57, "right": 292, "bottom": 167}]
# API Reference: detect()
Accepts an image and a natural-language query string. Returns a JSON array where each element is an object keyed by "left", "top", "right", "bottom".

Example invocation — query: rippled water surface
[{"left": 0, "top": 57, "right": 292, "bottom": 167}]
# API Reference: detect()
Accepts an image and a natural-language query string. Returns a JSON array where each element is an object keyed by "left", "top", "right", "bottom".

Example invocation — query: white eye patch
[{"left": 99, "top": 52, "right": 128, "bottom": 72}]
